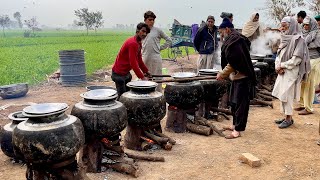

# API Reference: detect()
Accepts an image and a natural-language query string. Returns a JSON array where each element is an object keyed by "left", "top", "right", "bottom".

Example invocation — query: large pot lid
[
  {"left": 127, "top": 81, "right": 157, "bottom": 88},
  {"left": 23, "top": 103, "right": 68, "bottom": 115},
  {"left": 172, "top": 72, "right": 196, "bottom": 79},
  {"left": 250, "top": 53, "right": 266, "bottom": 58},
  {"left": 80, "top": 89, "right": 118, "bottom": 100}
]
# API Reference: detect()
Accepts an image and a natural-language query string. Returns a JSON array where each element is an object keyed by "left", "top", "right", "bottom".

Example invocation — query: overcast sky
[{"left": 0, "top": 0, "right": 305, "bottom": 29}]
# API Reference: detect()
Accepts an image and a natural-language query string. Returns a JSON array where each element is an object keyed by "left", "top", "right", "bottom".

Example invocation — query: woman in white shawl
[
  {"left": 242, "top": 12, "right": 264, "bottom": 41},
  {"left": 272, "top": 16, "right": 310, "bottom": 129},
  {"left": 295, "top": 16, "right": 320, "bottom": 115}
]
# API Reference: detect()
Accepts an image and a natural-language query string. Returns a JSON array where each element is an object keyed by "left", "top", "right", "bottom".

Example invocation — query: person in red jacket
[{"left": 112, "top": 23, "right": 151, "bottom": 97}]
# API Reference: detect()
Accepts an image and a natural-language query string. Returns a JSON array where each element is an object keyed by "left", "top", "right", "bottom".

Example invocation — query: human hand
[
  {"left": 216, "top": 73, "right": 224, "bottom": 81},
  {"left": 144, "top": 72, "right": 152, "bottom": 78},
  {"left": 142, "top": 77, "right": 149, "bottom": 81}
]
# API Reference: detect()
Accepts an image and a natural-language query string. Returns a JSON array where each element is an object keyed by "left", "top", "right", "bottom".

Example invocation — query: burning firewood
[
  {"left": 153, "top": 131, "right": 176, "bottom": 145},
  {"left": 144, "top": 131, "right": 169, "bottom": 144}
]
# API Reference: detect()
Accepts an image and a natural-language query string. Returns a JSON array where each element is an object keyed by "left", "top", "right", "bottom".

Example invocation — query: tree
[
  {"left": 92, "top": 11, "right": 104, "bottom": 33},
  {"left": 74, "top": 8, "right": 94, "bottom": 35},
  {"left": 13, "top": 12, "right": 23, "bottom": 28},
  {"left": 0, "top": 15, "right": 10, "bottom": 37},
  {"left": 307, "top": 0, "right": 320, "bottom": 15},
  {"left": 25, "top": 17, "right": 39, "bottom": 36},
  {"left": 262, "top": 0, "right": 305, "bottom": 23}
]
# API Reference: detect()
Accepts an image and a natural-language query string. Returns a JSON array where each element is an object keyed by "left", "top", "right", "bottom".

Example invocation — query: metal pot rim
[
  {"left": 80, "top": 89, "right": 118, "bottom": 100},
  {"left": 23, "top": 103, "right": 69, "bottom": 115},
  {"left": 127, "top": 81, "right": 158, "bottom": 88}
]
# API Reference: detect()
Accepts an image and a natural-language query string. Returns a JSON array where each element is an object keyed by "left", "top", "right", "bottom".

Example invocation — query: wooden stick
[
  {"left": 153, "top": 131, "right": 176, "bottom": 145},
  {"left": 162, "top": 142, "right": 173, "bottom": 151},
  {"left": 250, "top": 99, "right": 273, "bottom": 108},
  {"left": 125, "top": 153, "right": 165, "bottom": 162},
  {"left": 141, "top": 141, "right": 152, "bottom": 151},
  {"left": 258, "top": 90, "right": 273, "bottom": 97},
  {"left": 218, "top": 112, "right": 230, "bottom": 120},
  {"left": 151, "top": 74, "right": 171, "bottom": 77},
  {"left": 107, "top": 163, "right": 139, "bottom": 178},
  {"left": 257, "top": 93, "right": 273, "bottom": 101},
  {"left": 110, "top": 156, "right": 135, "bottom": 165},
  {"left": 261, "top": 84, "right": 272, "bottom": 92},
  {"left": 153, "top": 76, "right": 217, "bottom": 83},
  {"left": 103, "top": 145, "right": 124, "bottom": 154},
  {"left": 144, "top": 131, "right": 169, "bottom": 144},
  {"left": 186, "top": 123, "right": 213, "bottom": 136},
  {"left": 195, "top": 117, "right": 225, "bottom": 137},
  {"left": 211, "top": 107, "right": 232, "bottom": 115}
]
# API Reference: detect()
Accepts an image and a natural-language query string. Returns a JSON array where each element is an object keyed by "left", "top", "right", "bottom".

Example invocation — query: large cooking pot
[
  {"left": 0, "top": 111, "right": 28, "bottom": 159},
  {"left": 12, "top": 103, "right": 85, "bottom": 164},
  {"left": 71, "top": 89, "right": 127, "bottom": 140},
  {"left": 0, "top": 83, "right": 28, "bottom": 99},
  {"left": 165, "top": 72, "right": 204, "bottom": 109},
  {"left": 120, "top": 81, "right": 166, "bottom": 127}
]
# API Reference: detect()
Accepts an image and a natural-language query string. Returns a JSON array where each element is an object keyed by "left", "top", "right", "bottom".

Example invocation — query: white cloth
[
  {"left": 242, "top": 12, "right": 264, "bottom": 38},
  {"left": 272, "top": 50, "right": 302, "bottom": 106}
]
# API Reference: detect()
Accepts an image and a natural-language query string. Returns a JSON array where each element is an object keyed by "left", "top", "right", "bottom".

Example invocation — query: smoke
[{"left": 250, "top": 31, "right": 281, "bottom": 56}]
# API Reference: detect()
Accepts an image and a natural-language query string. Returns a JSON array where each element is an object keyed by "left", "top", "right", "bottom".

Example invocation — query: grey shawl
[
  {"left": 278, "top": 17, "right": 311, "bottom": 81},
  {"left": 303, "top": 17, "right": 320, "bottom": 48}
]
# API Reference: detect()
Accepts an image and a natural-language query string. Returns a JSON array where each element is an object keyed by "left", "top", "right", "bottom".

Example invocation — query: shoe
[
  {"left": 294, "top": 107, "right": 304, "bottom": 111},
  {"left": 278, "top": 119, "right": 294, "bottom": 129},
  {"left": 274, "top": 119, "right": 285, "bottom": 124},
  {"left": 298, "top": 109, "right": 313, "bottom": 115}
]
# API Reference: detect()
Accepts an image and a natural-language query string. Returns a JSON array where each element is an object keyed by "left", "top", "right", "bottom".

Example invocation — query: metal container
[
  {"left": 71, "top": 89, "right": 127, "bottom": 140},
  {"left": 120, "top": 81, "right": 166, "bottom": 127},
  {"left": 59, "top": 49, "right": 86, "bottom": 87},
  {"left": 12, "top": 103, "right": 85, "bottom": 164},
  {"left": 0, "top": 111, "right": 28, "bottom": 159}
]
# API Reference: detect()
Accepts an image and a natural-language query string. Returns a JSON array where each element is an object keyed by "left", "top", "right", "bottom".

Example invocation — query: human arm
[
  {"left": 129, "top": 43, "right": 147, "bottom": 79},
  {"left": 217, "top": 64, "right": 234, "bottom": 80},
  {"left": 280, "top": 56, "right": 302, "bottom": 70},
  {"left": 160, "top": 30, "right": 172, "bottom": 50}
]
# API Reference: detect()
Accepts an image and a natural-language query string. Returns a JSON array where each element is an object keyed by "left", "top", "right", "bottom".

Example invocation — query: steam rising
[{"left": 250, "top": 31, "right": 281, "bottom": 56}]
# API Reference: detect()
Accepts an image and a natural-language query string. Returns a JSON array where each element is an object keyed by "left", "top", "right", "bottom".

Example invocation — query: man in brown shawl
[
  {"left": 272, "top": 17, "right": 310, "bottom": 128},
  {"left": 217, "top": 19, "right": 256, "bottom": 139}
]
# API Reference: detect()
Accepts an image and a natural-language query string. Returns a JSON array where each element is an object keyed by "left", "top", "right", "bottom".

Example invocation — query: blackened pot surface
[
  {"left": 13, "top": 112, "right": 85, "bottom": 164},
  {"left": 0, "top": 111, "right": 28, "bottom": 158},
  {"left": 200, "top": 80, "right": 228, "bottom": 103},
  {"left": 71, "top": 100, "right": 127, "bottom": 139},
  {"left": 0, "top": 83, "right": 28, "bottom": 99},
  {"left": 119, "top": 89, "right": 166, "bottom": 127},
  {"left": 164, "top": 81, "right": 204, "bottom": 109}
]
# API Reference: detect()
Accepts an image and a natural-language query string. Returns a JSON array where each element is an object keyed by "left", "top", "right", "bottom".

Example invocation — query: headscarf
[
  {"left": 302, "top": 16, "right": 320, "bottom": 47},
  {"left": 242, "top": 12, "right": 263, "bottom": 38},
  {"left": 278, "top": 16, "right": 311, "bottom": 81}
]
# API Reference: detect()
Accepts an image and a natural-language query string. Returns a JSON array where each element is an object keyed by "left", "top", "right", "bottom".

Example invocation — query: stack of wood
[
  {"left": 186, "top": 115, "right": 225, "bottom": 137},
  {"left": 250, "top": 84, "right": 274, "bottom": 108},
  {"left": 125, "top": 125, "right": 176, "bottom": 152},
  {"left": 80, "top": 136, "right": 166, "bottom": 178}
]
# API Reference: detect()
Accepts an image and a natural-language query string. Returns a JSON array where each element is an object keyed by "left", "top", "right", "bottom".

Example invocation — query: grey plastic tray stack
[{"left": 59, "top": 50, "right": 86, "bottom": 86}]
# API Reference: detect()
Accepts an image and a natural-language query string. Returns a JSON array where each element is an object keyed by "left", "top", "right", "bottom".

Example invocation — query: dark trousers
[
  {"left": 229, "top": 78, "right": 251, "bottom": 131},
  {"left": 111, "top": 71, "right": 132, "bottom": 99}
]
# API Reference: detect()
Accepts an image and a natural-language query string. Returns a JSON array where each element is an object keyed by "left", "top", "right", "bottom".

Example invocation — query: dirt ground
[{"left": 1, "top": 55, "right": 320, "bottom": 180}]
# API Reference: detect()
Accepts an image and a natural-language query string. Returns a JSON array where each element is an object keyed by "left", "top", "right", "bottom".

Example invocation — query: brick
[{"left": 239, "top": 153, "right": 261, "bottom": 167}]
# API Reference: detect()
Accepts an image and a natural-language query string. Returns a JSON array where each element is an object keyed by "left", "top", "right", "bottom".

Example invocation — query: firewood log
[
  {"left": 107, "top": 163, "right": 139, "bottom": 178},
  {"left": 211, "top": 107, "right": 232, "bottom": 115},
  {"left": 186, "top": 123, "right": 213, "bottom": 136},
  {"left": 195, "top": 117, "right": 225, "bottom": 137},
  {"left": 162, "top": 142, "right": 173, "bottom": 151},
  {"left": 144, "top": 131, "right": 169, "bottom": 144},
  {"left": 141, "top": 141, "right": 153, "bottom": 151},
  {"left": 257, "top": 93, "right": 273, "bottom": 101},
  {"left": 258, "top": 90, "right": 273, "bottom": 97},
  {"left": 153, "top": 131, "right": 176, "bottom": 145},
  {"left": 125, "top": 153, "right": 165, "bottom": 162},
  {"left": 250, "top": 99, "right": 273, "bottom": 108},
  {"left": 103, "top": 145, "right": 124, "bottom": 154},
  {"left": 261, "top": 84, "right": 272, "bottom": 92},
  {"left": 218, "top": 112, "right": 230, "bottom": 120}
]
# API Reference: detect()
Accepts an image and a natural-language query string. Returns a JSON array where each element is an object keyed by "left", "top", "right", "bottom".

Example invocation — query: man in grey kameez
[{"left": 142, "top": 11, "right": 172, "bottom": 91}]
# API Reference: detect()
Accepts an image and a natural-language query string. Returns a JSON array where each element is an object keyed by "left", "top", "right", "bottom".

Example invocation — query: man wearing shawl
[
  {"left": 272, "top": 17, "right": 310, "bottom": 128},
  {"left": 242, "top": 12, "right": 264, "bottom": 42},
  {"left": 216, "top": 19, "right": 256, "bottom": 139},
  {"left": 295, "top": 17, "right": 320, "bottom": 115}
]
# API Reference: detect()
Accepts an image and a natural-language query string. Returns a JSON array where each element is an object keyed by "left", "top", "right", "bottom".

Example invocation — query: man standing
[
  {"left": 142, "top": 11, "right": 172, "bottom": 92},
  {"left": 216, "top": 19, "right": 256, "bottom": 139},
  {"left": 112, "top": 23, "right": 151, "bottom": 98},
  {"left": 194, "top": 15, "right": 219, "bottom": 70},
  {"left": 272, "top": 17, "right": 310, "bottom": 128},
  {"left": 297, "top": 11, "right": 307, "bottom": 24}
]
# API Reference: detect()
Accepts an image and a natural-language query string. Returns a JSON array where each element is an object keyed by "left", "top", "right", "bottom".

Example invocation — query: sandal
[{"left": 225, "top": 133, "right": 241, "bottom": 139}]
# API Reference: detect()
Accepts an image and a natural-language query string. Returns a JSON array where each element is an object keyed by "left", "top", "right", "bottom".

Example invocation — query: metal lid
[
  {"left": 250, "top": 53, "right": 266, "bottom": 57},
  {"left": 80, "top": 89, "right": 118, "bottom": 100},
  {"left": 8, "top": 111, "right": 28, "bottom": 122},
  {"left": 23, "top": 103, "right": 69, "bottom": 115},
  {"left": 127, "top": 81, "right": 158, "bottom": 88},
  {"left": 172, "top": 72, "right": 196, "bottom": 79}
]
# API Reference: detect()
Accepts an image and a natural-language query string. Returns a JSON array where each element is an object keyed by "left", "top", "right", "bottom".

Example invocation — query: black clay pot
[
  {"left": 0, "top": 111, "right": 28, "bottom": 159},
  {"left": 165, "top": 81, "right": 204, "bottom": 109},
  {"left": 119, "top": 81, "right": 166, "bottom": 127},
  {"left": 12, "top": 103, "right": 85, "bottom": 164},
  {"left": 254, "top": 62, "right": 268, "bottom": 79},
  {"left": 71, "top": 89, "right": 127, "bottom": 140}
]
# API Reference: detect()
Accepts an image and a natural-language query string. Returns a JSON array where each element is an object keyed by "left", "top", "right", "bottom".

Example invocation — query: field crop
[{"left": 0, "top": 30, "right": 195, "bottom": 86}]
